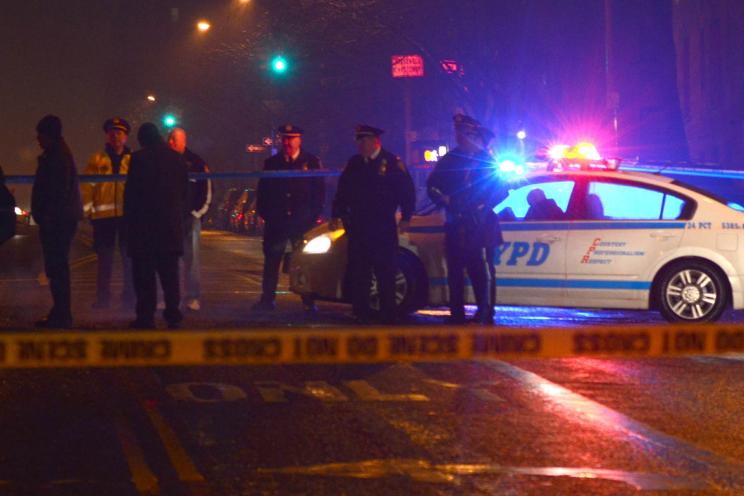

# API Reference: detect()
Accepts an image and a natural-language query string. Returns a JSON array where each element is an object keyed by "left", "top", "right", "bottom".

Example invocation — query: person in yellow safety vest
[{"left": 81, "top": 117, "right": 135, "bottom": 309}]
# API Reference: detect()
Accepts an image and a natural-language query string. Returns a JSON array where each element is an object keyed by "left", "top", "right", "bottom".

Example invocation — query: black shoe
[
  {"left": 251, "top": 300, "right": 275, "bottom": 312},
  {"left": 35, "top": 316, "right": 73, "bottom": 329},
  {"left": 91, "top": 300, "right": 110, "bottom": 310},
  {"left": 129, "top": 320, "right": 155, "bottom": 330}
]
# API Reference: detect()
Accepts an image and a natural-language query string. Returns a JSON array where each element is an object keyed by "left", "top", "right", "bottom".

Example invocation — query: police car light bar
[{"left": 545, "top": 142, "right": 621, "bottom": 172}]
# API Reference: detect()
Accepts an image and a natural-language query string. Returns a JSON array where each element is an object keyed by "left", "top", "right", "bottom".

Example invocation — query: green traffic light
[
  {"left": 163, "top": 114, "right": 177, "bottom": 127},
  {"left": 270, "top": 55, "right": 288, "bottom": 74}
]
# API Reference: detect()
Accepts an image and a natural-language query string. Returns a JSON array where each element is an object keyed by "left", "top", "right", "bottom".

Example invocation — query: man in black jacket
[
  {"left": 124, "top": 123, "right": 188, "bottom": 329},
  {"left": 0, "top": 165, "right": 15, "bottom": 246},
  {"left": 427, "top": 115, "right": 506, "bottom": 325},
  {"left": 31, "top": 115, "right": 83, "bottom": 329},
  {"left": 168, "top": 128, "right": 212, "bottom": 312},
  {"left": 331, "top": 125, "right": 415, "bottom": 324},
  {"left": 253, "top": 124, "right": 325, "bottom": 313}
]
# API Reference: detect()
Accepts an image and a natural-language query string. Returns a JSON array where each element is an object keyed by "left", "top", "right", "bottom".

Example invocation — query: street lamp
[
  {"left": 146, "top": 94, "right": 157, "bottom": 103},
  {"left": 196, "top": 20, "right": 211, "bottom": 33},
  {"left": 270, "top": 55, "right": 288, "bottom": 74},
  {"left": 517, "top": 129, "right": 527, "bottom": 157}
]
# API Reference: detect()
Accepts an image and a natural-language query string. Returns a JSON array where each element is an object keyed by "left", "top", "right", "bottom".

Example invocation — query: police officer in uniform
[
  {"left": 331, "top": 125, "right": 415, "bottom": 324},
  {"left": 253, "top": 124, "right": 325, "bottom": 312},
  {"left": 427, "top": 115, "right": 506, "bottom": 324},
  {"left": 81, "top": 117, "right": 134, "bottom": 309}
]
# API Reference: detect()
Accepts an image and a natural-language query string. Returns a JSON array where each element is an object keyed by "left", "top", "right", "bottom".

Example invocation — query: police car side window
[
  {"left": 494, "top": 180, "right": 575, "bottom": 221},
  {"left": 586, "top": 182, "right": 688, "bottom": 220}
]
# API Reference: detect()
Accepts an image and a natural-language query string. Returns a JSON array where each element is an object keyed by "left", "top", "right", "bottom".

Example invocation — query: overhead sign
[
  {"left": 391, "top": 55, "right": 424, "bottom": 78},
  {"left": 246, "top": 145, "right": 266, "bottom": 153}
]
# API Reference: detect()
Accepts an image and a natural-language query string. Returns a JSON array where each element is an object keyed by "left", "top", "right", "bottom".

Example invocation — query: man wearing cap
[
  {"left": 168, "top": 128, "right": 212, "bottom": 312},
  {"left": 427, "top": 114, "right": 506, "bottom": 325},
  {"left": 331, "top": 125, "right": 415, "bottom": 324},
  {"left": 81, "top": 117, "right": 134, "bottom": 309},
  {"left": 32, "top": 115, "right": 83, "bottom": 328},
  {"left": 253, "top": 124, "right": 325, "bottom": 312}
]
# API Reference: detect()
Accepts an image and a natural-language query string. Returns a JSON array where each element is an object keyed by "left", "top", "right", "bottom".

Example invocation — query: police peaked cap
[
  {"left": 355, "top": 124, "right": 384, "bottom": 138},
  {"left": 277, "top": 124, "right": 303, "bottom": 137},
  {"left": 453, "top": 113, "right": 481, "bottom": 131},
  {"left": 103, "top": 117, "right": 131, "bottom": 134}
]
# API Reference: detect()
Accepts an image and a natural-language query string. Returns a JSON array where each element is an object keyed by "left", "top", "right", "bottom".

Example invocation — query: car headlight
[{"left": 303, "top": 234, "right": 333, "bottom": 254}]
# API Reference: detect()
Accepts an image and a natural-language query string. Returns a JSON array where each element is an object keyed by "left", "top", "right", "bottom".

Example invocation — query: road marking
[
  {"left": 114, "top": 416, "right": 160, "bottom": 495},
  {"left": 257, "top": 458, "right": 705, "bottom": 490},
  {"left": 143, "top": 402, "right": 207, "bottom": 485},
  {"left": 480, "top": 360, "right": 744, "bottom": 491}
]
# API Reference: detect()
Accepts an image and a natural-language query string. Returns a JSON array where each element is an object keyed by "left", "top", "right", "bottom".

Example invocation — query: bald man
[{"left": 168, "top": 128, "right": 212, "bottom": 311}]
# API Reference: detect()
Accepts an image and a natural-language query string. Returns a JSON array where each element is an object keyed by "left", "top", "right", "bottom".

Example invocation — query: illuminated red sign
[{"left": 391, "top": 55, "right": 424, "bottom": 78}]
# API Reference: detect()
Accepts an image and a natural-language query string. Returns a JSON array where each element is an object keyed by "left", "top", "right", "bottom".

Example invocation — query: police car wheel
[
  {"left": 657, "top": 261, "right": 727, "bottom": 322},
  {"left": 368, "top": 251, "right": 427, "bottom": 315}
]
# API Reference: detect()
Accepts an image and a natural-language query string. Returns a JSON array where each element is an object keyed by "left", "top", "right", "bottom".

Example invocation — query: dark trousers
[
  {"left": 92, "top": 217, "right": 133, "bottom": 303},
  {"left": 131, "top": 253, "right": 182, "bottom": 325},
  {"left": 445, "top": 223, "right": 490, "bottom": 320},
  {"left": 260, "top": 221, "right": 312, "bottom": 305},
  {"left": 39, "top": 221, "right": 77, "bottom": 321},
  {"left": 348, "top": 233, "right": 397, "bottom": 323}
]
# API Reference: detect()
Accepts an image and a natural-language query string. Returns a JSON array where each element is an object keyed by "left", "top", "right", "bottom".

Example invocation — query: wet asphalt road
[{"left": 0, "top": 226, "right": 743, "bottom": 495}]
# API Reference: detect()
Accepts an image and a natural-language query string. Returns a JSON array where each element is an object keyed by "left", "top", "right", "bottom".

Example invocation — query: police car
[{"left": 290, "top": 144, "right": 744, "bottom": 322}]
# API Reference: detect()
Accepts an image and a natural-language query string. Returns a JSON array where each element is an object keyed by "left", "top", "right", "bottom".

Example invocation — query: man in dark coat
[
  {"left": 124, "top": 123, "right": 188, "bottom": 329},
  {"left": 331, "top": 125, "right": 415, "bottom": 324},
  {"left": 0, "top": 165, "right": 15, "bottom": 246},
  {"left": 31, "top": 115, "right": 83, "bottom": 328},
  {"left": 253, "top": 124, "right": 325, "bottom": 313},
  {"left": 427, "top": 114, "right": 506, "bottom": 325}
]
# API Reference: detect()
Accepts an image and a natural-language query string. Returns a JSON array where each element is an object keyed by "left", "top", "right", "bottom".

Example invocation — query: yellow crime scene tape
[{"left": 0, "top": 323, "right": 743, "bottom": 368}]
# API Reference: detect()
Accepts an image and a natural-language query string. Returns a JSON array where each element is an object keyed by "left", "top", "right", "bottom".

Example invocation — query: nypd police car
[{"left": 290, "top": 146, "right": 744, "bottom": 322}]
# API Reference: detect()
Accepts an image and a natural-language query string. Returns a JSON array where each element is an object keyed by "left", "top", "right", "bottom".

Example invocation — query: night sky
[{"left": 2, "top": 0, "right": 689, "bottom": 207}]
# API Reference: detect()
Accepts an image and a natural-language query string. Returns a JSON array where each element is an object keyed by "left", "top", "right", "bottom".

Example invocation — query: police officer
[
  {"left": 331, "top": 125, "right": 415, "bottom": 324},
  {"left": 81, "top": 117, "right": 134, "bottom": 308},
  {"left": 427, "top": 114, "right": 506, "bottom": 325},
  {"left": 253, "top": 124, "right": 325, "bottom": 312}
]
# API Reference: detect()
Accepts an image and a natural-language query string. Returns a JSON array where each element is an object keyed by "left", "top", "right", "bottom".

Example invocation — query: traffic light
[
  {"left": 163, "top": 114, "right": 177, "bottom": 128},
  {"left": 270, "top": 55, "right": 288, "bottom": 75}
]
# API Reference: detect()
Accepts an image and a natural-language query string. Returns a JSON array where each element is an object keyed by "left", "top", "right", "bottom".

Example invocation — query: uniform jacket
[
  {"left": 182, "top": 148, "right": 212, "bottom": 219},
  {"left": 31, "top": 139, "right": 83, "bottom": 226},
  {"left": 332, "top": 148, "right": 415, "bottom": 240},
  {"left": 124, "top": 142, "right": 188, "bottom": 256},
  {"left": 427, "top": 147, "right": 507, "bottom": 247},
  {"left": 256, "top": 150, "right": 324, "bottom": 227},
  {"left": 81, "top": 145, "right": 130, "bottom": 219}
]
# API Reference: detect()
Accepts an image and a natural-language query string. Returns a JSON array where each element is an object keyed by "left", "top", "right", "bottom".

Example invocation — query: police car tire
[
  {"left": 656, "top": 260, "right": 727, "bottom": 322},
  {"left": 368, "top": 250, "right": 428, "bottom": 316},
  {"left": 395, "top": 250, "right": 428, "bottom": 315}
]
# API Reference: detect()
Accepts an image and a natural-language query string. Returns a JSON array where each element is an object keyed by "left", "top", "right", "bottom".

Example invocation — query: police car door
[
  {"left": 565, "top": 177, "right": 687, "bottom": 308},
  {"left": 493, "top": 177, "right": 576, "bottom": 306}
]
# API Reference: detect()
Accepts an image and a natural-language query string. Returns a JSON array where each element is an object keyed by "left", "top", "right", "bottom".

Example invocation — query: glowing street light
[
  {"left": 146, "top": 94, "right": 157, "bottom": 103},
  {"left": 270, "top": 55, "right": 288, "bottom": 74},
  {"left": 196, "top": 20, "right": 211, "bottom": 33},
  {"left": 516, "top": 130, "right": 527, "bottom": 140},
  {"left": 163, "top": 114, "right": 177, "bottom": 128}
]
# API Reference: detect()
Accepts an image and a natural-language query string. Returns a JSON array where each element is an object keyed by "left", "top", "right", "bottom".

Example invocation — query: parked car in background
[{"left": 212, "top": 188, "right": 241, "bottom": 230}]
